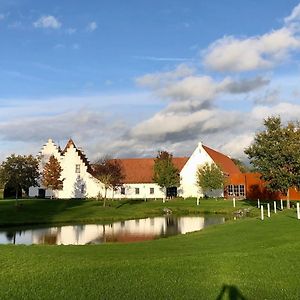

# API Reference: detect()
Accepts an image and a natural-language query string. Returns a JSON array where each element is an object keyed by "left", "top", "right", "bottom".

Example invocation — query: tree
[
  {"left": 196, "top": 162, "right": 226, "bottom": 197},
  {"left": 153, "top": 151, "right": 180, "bottom": 202},
  {"left": 41, "top": 155, "right": 63, "bottom": 199},
  {"left": 231, "top": 158, "right": 251, "bottom": 173},
  {"left": 245, "top": 116, "right": 300, "bottom": 208},
  {"left": 93, "top": 157, "right": 124, "bottom": 207},
  {"left": 0, "top": 154, "right": 39, "bottom": 204}
]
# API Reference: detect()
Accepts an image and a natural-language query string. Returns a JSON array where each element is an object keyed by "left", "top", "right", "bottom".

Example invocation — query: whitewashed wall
[
  {"left": 30, "top": 139, "right": 224, "bottom": 200},
  {"left": 180, "top": 142, "right": 223, "bottom": 198}
]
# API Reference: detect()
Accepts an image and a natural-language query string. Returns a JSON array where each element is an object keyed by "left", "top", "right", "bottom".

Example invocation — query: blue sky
[{"left": 1, "top": 0, "right": 300, "bottom": 160}]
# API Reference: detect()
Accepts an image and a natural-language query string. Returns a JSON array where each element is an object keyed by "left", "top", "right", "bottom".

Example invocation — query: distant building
[{"left": 29, "top": 139, "right": 243, "bottom": 199}]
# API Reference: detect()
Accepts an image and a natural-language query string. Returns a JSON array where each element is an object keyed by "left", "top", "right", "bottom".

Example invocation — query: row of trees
[{"left": 2, "top": 115, "right": 298, "bottom": 204}]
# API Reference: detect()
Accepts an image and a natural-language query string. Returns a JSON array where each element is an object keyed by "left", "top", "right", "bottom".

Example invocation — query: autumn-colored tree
[
  {"left": 0, "top": 154, "right": 39, "bottom": 204},
  {"left": 93, "top": 157, "right": 124, "bottom": 207},
  {"left": 42, "top": 155, "right": 63, "bottom": 199},
  {"left": 153, "top": 151, "right": 180, "bottom": 202}
]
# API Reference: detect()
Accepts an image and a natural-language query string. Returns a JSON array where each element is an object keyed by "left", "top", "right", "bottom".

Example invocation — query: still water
[{"left": 0, "top": 215, "right": 225, "bottom": 245}]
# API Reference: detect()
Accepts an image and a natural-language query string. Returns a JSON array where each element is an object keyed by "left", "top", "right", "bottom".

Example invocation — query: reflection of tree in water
[
  {"left": 6, "top": 231, "right": 16, "bottom": 244},
  {"left": 216, "top": 284, "right": 247, "bottom": 300},
  {"left": 39, "top": 233, "right": 58, "bottom": 245},
  {"left": 164, "top": 216, "right": 180, "bottom": 236},
  {"left": 204, "top": 216, "right": 225, "bottom": 227}
]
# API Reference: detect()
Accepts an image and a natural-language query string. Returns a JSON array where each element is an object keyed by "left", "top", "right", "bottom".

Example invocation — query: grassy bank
[
  {"left": 0, "top": 210, "right": 299, "bottom": 299},
  {"left": 0, "top": 198, "right": 256, "bottom": 227}
]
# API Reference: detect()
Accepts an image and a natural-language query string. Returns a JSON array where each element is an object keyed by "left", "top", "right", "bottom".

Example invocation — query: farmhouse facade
[{"left": 29, "top": 139, "right": 243, "bottom": 199}]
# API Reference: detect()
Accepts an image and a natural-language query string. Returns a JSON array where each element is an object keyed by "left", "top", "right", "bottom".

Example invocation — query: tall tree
[
  {"left": 0, "top": 154, "right": 39, "bottom": 204},
  {"left": 245, "top": 116, "right": 300, "bottom": 208},
  {"left": 93, "top": 157, "right": 124, "bottom": 207},
  {"left": 196, "top": 162, "right": 226, "bottom": 197},
  {"left": 41, "top": 155, "right": 63, "bottom": 199},
  {"left": 153, "top": 151, "right": 180, "bottom": 202}
]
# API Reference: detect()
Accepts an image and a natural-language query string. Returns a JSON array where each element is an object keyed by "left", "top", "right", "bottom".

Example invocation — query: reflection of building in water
[{"left": 0, "top": 216, "right": 225, "bottom": 245}]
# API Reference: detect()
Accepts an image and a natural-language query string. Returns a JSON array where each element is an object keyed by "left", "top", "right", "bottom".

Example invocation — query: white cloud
[
  {"left": 33, "top": 15, "right": 62, "bottom": 29},
  {"left": 284, "top": 3, "right": 300, "bottom": 24},
  {"left": 203, "top": 28, "right": 300, "bottom": 72},
  {"left": 87, "top": 21, "right": 97, "bottom": 32},
  {"left": 136, "top": 64, "right": 195, "bottom": 88}
]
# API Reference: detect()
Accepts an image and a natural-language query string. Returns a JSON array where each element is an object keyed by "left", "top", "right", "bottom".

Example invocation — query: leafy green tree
[
  {"left": 0, "top": 154, "right": 39, "bottom": 204},
  {"left": 153, "top": 151, "right": 180, "bottom": 202},
  {"left": 42, "top": 155, "right": 63, "bottom": 199},
  {"left": 245, "top": 116, "right": 300, "bottom": 208},
  {"left": 196, "top": 162, "right": 226, "bottom": 197},
  {"left": 93, "top": 157, "right": 124, "bottom": 207}
]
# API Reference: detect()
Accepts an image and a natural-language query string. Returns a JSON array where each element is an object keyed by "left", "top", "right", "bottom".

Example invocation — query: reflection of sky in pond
[{"left": 0, "top": 216, "right": 225, "bottom": 245}]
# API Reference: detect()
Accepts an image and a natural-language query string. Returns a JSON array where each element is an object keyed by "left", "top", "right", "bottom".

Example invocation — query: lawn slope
[{"left": 0, "top": 211, "right": 299, "bottom": 299}]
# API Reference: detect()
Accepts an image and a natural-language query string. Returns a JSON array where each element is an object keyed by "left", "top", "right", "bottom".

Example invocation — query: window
[
  {"left": 150, "top": 188, "right": 154, "bottom": 194},
  {"left": 239, "top": 185, "right": 245, "bottom": 197},
  {"left": 121, "top": 187, "right": 125, "bottom": 195},
  {"left": 135, "top": 188, "right": 139, "bottom": 195},
  {"left": 227, "top": 185, "right": 233, "bottom": 196},
  {"left": 75, "top": 164, "right": 80, "bottom": 173},
  {"left": 226, "top": 184, "right": 245, "bottom": 197},
  {"left": 234, "top": 185, "right": 239, "bottom": 196}
]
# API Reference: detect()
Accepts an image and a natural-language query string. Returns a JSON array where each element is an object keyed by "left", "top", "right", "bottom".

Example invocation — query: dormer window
[{"left": 75, "top": 164, "right": 80, "bottom": 173}]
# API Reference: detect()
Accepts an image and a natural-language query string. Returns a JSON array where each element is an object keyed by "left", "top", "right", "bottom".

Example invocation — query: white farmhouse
[{"left": 29, "top": 139, "right": 241, "bottom": 199}]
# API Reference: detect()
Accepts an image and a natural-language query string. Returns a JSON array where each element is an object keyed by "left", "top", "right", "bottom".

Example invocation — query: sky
[{"left": 1, "top": 0, "right": 300, "bottom": 161}]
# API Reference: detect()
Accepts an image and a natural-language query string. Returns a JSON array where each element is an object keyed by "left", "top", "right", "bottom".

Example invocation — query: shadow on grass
[
  {"left": 116, "top": 199, "right": 145, "bottom": 209},
  {"left": 216, "top": 284, "right": 247, "bottom": 300}
]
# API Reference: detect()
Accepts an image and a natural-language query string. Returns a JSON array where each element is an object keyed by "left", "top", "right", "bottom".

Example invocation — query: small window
[
  {"left": 150, "top": 188, "right": 154, "bottom": 194},
  {"left": 239, "top": 185, "right": 245, "bottom": 197},
  {"left": 81, "top": 185, "right": 85, "bottom": 194},
  {"left": 135, "top": 188, "right": 139, "bottom": 195},
  {"left": 234, "top": 185, "right": 239, "bottom": 196},
  {"left": 227, "top": 185, "right": 233, "bottom": 196},
  {"left": 75, "top": 164, "right": 80, "bottom": 173},
  {"left": 121, "top": 187, "right": 125, "bottom": 195}
]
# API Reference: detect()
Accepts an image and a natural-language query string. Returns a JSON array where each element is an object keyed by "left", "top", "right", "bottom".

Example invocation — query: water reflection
[{"left": 0, "top": 216, "right": 225, "bottom": 245}]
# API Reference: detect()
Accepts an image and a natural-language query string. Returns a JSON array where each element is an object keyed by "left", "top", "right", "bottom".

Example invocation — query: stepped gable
[
  {"left": 39, "top": 138, "right": 62, "bottom": 157},
  {"left": 202, "top": 145, "right": 241, "bottom": 175},
  {"left": 114, "top": 157, "right": 189, "bottom": 184},
  {"left": 62, "top": 139, "right": 93, "bottom": 173}
]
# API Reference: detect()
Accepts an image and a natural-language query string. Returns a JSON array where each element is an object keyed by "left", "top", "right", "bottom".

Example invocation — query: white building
[{"left": 29, "top": 139, "right": 241, "bottom": 199}]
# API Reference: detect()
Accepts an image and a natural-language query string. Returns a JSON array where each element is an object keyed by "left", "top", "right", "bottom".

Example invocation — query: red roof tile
[
  {"left": 115, "top": 157, "right": 189, "bottom": 184},
  {"left": 202, "top": 145, "right": 241, "bottom": 175}
]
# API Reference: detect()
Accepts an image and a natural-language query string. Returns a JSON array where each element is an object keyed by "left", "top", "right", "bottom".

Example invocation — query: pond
[{"left": 0, "top": 215, "right": 226, "bottom": 245}]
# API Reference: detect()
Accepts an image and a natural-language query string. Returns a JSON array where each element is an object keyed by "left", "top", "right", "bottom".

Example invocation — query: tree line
[{"left": 1, "top": 115, "right": 300, "bottom": 204}]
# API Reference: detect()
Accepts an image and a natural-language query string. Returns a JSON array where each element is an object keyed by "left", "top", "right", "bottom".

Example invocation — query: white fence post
[
  {"left": 297, "top": 203, "right": 300, "bottom": 220},
  {"left": 280, "top": 199, "right": 283, "bottom": 210},
  {"left": 261, "top": 205, "right": 264, "bottom": 220},
  {"left": 196, "top": 196, "right": 200, "bottom": 206},
  {"left": 233, "top": 197, "right": 236, "bottom": 208},
  {"left": 267, "top": 203, "right": 270, "bottom": 218},
  {"left": 257, "top": 198, "right": 260, "bottom": 208},
  {"left": 274, "top": 201, "right": 277, "bottom": 214}
]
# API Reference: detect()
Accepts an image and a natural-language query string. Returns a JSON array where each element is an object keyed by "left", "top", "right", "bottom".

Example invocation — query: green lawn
[
  {"left": 0, "top": 198, "right": 299, "bottom": 299},
  {"left": 0, "top": 210, "right": 300, "bottom": 299},
  {"left": 0, "top": 198, "right": 256, "bottom": 227}
]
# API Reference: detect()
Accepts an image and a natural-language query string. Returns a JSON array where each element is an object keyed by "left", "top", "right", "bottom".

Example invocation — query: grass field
[
  {"left": 0, "top": 209, "right": 299, "bottom": 299},
  {"left": 0, "top": 198, "right": 257, "bottom": 227},
  {"left": 0, "top": 198, "right": 299, "bottom": 299}
]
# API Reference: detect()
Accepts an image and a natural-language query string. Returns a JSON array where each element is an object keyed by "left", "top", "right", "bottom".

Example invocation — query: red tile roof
[
  {"left": 115, "top": 157, "right": 189, "bottom": 184},
  {"left": 202, "top": 145, "right": 241, "bottom": 175}
]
